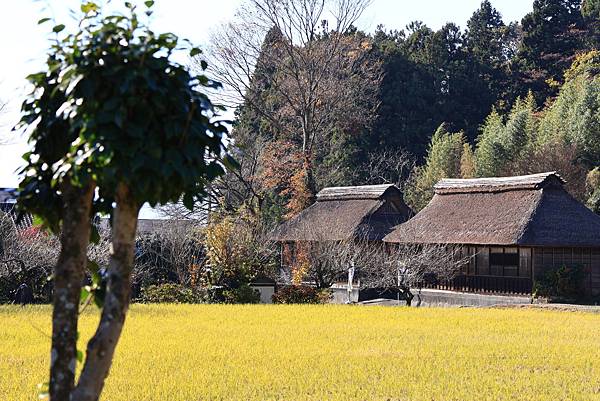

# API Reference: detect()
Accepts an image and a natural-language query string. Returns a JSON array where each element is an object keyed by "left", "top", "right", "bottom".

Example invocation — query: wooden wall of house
[
  {"left": 461, "top": 246, "right": 532, "bottom": 279},
  {"left": 532, "top": 247, "right": 600, "bottom": 296}
]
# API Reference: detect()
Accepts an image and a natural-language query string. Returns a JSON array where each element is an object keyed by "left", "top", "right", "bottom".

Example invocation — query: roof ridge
[
  {"left": 317, "top": 184, "right": 399, "bottom": 201},
  {"left": 434, "top": 172, "right": 564, "bottom": 195}
]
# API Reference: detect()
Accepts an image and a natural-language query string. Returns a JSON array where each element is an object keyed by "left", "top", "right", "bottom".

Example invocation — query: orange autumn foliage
[{"left": 258, "top": 140, "right": 313, "bottom": 219}]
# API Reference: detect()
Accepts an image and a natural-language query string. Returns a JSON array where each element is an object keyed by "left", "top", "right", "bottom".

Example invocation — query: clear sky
[{"left": 0, "top": 0, "right": 534, "bottom": 197}]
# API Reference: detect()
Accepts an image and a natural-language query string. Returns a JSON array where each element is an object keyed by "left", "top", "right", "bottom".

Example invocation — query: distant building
[
  {"left": 0, "top": 188, "right": 32, "bottom": 229},
  {"left": 0, "top": 188, "right": 17, "bottom": 211},
  {"left": 272, "top": 184, "right": 413, "bottom": 295},
  {"left": 384, "top": 172, "right": 600, "bottom": 297},
  {"left": 272, "top": 184, "right": 412, "bottom": 244}
]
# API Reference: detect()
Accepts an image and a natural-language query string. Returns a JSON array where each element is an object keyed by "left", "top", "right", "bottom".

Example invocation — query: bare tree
[
  {"left": 0, "top": 213, "right": 59, "bottom": 302},
  {"left": 133, "top": 220, "right": 205, "bottom": 290},
  {"left": 285, "top": 239, "right": 370, "bottom": 289},
  {"left": 361, "top": 243, "right": 470, "bottom": 306},
  {"left": 278, "top": 220, "right": 382, "bottom": 291},
  {"left": 0, "top": 96, "right": 12, "bottom": 145},
  {"left": 512, "top": 140, "right": 588, "bottom": 202},
  {"left": 0, "top": 213, "right": 111, "bottom": 303},
  {"left": 357, "top": 148, "right": 416, "bottom": 189},
  {"left": 159, "top": 137, "right": 268, "bottom": 221},
  {"left": 207, "top": 0, "right": 380, "bottom": 194}
]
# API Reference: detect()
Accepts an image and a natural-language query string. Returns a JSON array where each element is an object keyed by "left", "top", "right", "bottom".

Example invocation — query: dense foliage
[
  {"left": 218, "top": 0, "right": 600, "bottom": 223},
  {"left": 15, "top": 2, "right": 234, "bottom": 399},
  {"left": 139, "top": 283, "right": 205, "bottom": 304},
  {"left": 408, "top": 50, "right": 600, "bottom": 210},
  {"left": 271, "top": 285, "right": 331, "bottom": 304},
  {"left": 533, "top": 265, "right": 587, "bottom": 299}
]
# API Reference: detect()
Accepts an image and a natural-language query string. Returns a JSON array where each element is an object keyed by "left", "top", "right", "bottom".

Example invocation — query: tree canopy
[{"left": 17, "top": 2, "right": 233, "bottom": 400}]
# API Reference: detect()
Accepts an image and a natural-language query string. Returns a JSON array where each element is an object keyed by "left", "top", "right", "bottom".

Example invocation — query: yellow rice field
[{"left": 2, "top": 304, "right": 600, "bottom": 401}]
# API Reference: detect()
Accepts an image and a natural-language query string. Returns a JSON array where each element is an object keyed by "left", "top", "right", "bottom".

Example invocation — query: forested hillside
[{"left": 204, "top": 0, "right": 600, "bottom": 226}]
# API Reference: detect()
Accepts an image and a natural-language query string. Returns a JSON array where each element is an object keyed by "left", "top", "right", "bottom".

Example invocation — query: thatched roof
[
  {"left": 316, "top": 184, "right": 398, "bottom": 201},
  {"left": 384, "top": 172, "right": 600, "bottom": 247},
  {"left": 272, "top": 184, "right": 412, "bottom": 242},
  {"left": 434, "top": 172, "right": 565, "bottom": 194}
]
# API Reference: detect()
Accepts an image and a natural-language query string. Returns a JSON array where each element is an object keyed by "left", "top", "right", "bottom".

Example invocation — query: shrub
[
  {"left": 139, "top": 283, "right": 205, "bottom": 304},
  {"left": 533, "top": 265, "right": 586, "bottom": 300},
  {"left": 198, "top": 212, "right": 278, "bottom": 292},
  {"left": 272, "top": 285, "right": 331, "bottom": 304},
  {"left": 222, "top": 284, "right": 261, "bottom": 304}
]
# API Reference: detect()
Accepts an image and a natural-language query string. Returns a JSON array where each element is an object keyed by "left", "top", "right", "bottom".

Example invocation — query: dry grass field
[{"left": 2, "top": 304, "right": 600, "bottom": 401}]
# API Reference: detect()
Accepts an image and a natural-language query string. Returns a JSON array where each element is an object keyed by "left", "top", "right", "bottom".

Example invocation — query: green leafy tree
[
  {"left": 464, "top": 1, "right": 519, "bottom": 111},
  {"left": 517, "top": 0, "right": 586, "bottom": 100},
  {"left": 464, "top": 0, "right": 506, "bottom": 67},
  {"left": 538, "top": 51, "right": 600, "bottom": 165},
  {"left": 405, "top": 124, "right": 467, "bottom": 210},
  {"left": 582, "top": 0, "right": 600, "bottom": 48},
  {"left": 369, "top": 26, "right": 439, "bottom": 157},
  {"left": 474, "top": 108, "right": 508, "bottom": 177},
  {"left": 586, "top": 167, "right": 600, "bottom": 213},
  {"left": 16, "top": 3, "right": 232, "bottom": 400},
  {"left": 475, "top": 94, "right": 538, "bottom": 177}
]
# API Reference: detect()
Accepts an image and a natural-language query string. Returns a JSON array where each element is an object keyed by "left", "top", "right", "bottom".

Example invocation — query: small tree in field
[
  {"left": 16, "top": 2, "right": 233, "bottom": 400},
  {"left": 361, "top": 244, "right": 469, "bottom": 306}
]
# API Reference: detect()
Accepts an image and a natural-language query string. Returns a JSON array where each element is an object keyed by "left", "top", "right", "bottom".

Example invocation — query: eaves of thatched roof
[
  {"left": 271, "top": 184, "right": 411, "bottom": 242},
  {"left": 384, "top": 172, "right": 600, "bottom": 247}
]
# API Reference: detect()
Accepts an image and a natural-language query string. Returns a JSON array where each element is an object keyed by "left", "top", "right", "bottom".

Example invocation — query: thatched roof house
[
  {"left": 385, "top": 172, "right": 600, "bottom": 246},
  {"left": 272, "top": 184, "right": 412, "bottom": 242},
  {"left": 384, "top": 172, "right": 600, "bottom": 296}
]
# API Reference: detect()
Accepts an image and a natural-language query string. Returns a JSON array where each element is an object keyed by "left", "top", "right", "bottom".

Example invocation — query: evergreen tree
[
  {"left": 538, "top": 51, "right": 600, "bottom": 166},
  {"left": 475, "top": 95, "right": 538, "bottom": 177},
  {"left": 465, "top": 0, "right": 506, "bottom": 67},
  {"left": 369, "top": 26, "right": 440, "bottom": 158},
  {"left": 474, "top": 109, "right": 507, "bottom": 177},
  {"left": 582, "top": 0, "right": 600, "bottom": 48},
  {"left": 464, "top": 1, "right": 519, "bottom": 110},
  {"left": 517, "top": 0, "right": 586, "bottom": 100},
  {"left": 405, "top": 125, "right": 467, "bottom": 210}
]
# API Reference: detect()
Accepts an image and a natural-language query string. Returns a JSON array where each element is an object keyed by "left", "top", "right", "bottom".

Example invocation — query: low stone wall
[
  {"left": 413, "top": 289, "right": 531, "bottom": 307},
  {"left": 330, "top": 284, "right": 359, "bottom": 304}
]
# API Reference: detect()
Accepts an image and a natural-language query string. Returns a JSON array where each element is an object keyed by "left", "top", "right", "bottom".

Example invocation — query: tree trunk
[
  {"left": 302, "top": 155, "right": 316, "bottom": 204},
  {"left": 50, "top": 181, "right": 95, "bottom": 401},
  {"left": 401, "top": 288, "right": 414, "bottom": 307},
  {"left": 72, "top": 183, "right": 140, "bottom": 401}
]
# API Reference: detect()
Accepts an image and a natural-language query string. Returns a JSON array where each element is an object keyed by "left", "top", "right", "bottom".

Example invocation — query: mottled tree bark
[
  {"left": 50, "top": 181, "right": 95, "bottom": 401},
  {"left": 72, "top": 183, "right": 140, "bottom": 401}
]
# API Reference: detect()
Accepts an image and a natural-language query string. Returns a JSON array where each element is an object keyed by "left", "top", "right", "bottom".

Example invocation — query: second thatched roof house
[
  {"left": 272, "top": 184, "right": 412, "bottom": 279},
  {"left": 384, "top": 172, "right": 600, "bottom": 297},
  {"left": 272, "top": 184, "right": 412, "bottom": 242}
]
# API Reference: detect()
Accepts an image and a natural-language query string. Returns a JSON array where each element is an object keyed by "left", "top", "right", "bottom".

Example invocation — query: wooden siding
[
  {"left": 427, "top": 246, "right": 534, "bottom": 295},
  {"left": 533, "top": 247, "right": 600, "bottom": 296}
]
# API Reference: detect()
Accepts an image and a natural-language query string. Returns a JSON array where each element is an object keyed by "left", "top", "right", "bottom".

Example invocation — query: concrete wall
[
  {"left": 414, "top": 289, "right": 531, "bottom": 307},
  {"left": 330, "top": 284, "right": 359, "bottom": 304},
  {"left": 250, "top": 285, "right": 275, "bottom": 304}
]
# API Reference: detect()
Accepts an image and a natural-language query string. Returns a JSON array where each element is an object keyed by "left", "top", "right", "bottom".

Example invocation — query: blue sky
[{"left": 0, "top": 0, "right": 534, "bottom": 193}]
